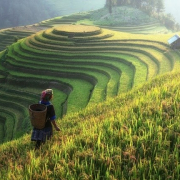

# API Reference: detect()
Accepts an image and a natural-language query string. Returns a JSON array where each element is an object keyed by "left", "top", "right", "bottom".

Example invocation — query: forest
[
  {"left": 0, "top": 0, "right": 105, "bottom": 29},
  {"left": 0, "top": 0, "right": 59, "bottom": 29},
  {"left": 0, "top": 0, "right": 178, "bottom": 31},
  {"left": 106, "top": 0, "right": 179, "bottom": 30}
]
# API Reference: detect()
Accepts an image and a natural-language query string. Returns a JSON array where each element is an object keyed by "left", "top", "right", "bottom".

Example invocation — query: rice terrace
[{"left": 1, "top": 3, "right": 180, "bottom": 179}]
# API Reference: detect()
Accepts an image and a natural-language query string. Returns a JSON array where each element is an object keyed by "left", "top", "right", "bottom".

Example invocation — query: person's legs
[{"left": 35, "top": 140, "right": 42, "bottom": 149}]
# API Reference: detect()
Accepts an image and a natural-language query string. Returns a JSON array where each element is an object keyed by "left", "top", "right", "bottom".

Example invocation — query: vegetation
[
  {"left": 0, "top": 0, "right": 105, "bottom": 29},
  {"left": 0, "top": 5, "right": 179, "bottom": 143},
  {"left": 106, "top": 0, "right": 180, "bottom": 31},
  {"left": 1, "top": 4, "right": 180, "bottom": 179},
  {"left": 0, "top": 0, "right": 58, "bottom": 29},
  {"left": 1, "top": 72, "right": 180, "bottom": 179},
  {"left": 106, "top": 0, "right": 164, "bottom": 14},
  {"left": 88, "top": 6, "right": 169, "bottom": 34}
]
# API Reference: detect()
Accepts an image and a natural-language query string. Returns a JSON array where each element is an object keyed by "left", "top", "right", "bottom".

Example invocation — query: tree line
[
  {"left": 0, "top": 0, "right": 178, "bottom": 31},
  {"left": 0, "top": 0, "right": 59, "bottom": 29},
  {"left": 106, "top": 0, "right": 164, "bottom": 14},
  {"left": 105, "top": 0, "right": 179, "bottom": 30},
  {"left": 0, "top": 0, "right": 105, "bottom": 30}
]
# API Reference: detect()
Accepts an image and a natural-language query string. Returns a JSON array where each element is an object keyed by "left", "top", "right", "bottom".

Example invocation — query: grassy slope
[
  {"left": 1, "top": 6, "right": 180, "bottom": 179},
  {"left": 76, "top": 6, "right": 171, "bottom": 34},
  {"left": 1, "top": 71, "right": 180, "bottom": 179}
]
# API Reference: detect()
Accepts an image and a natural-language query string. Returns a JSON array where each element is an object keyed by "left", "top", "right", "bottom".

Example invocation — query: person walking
[{"left": 31, "top": 89, "right": 60, "bottom": 149}]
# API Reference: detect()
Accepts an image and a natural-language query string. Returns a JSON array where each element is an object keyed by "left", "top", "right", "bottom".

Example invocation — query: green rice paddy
[
  {"left": 0, "top": 16, "right": 179, "bottom": 143},
  {"left": 1, "top": 5, "right": 180, "bottom": 179}
]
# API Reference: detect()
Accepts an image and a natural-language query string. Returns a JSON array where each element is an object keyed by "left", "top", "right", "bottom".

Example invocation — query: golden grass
[
  {"left": 1, "top": 71, "right": 180, "bottom": 179},
  {"left": 105, "top": 28, "right": 179, "bottom": 43},
  {"left": 54, "top": 24, "right": 101, "bottom": 33}
]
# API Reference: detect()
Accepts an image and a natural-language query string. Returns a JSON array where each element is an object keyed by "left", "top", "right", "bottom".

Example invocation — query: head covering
[{"left": 41, "top": 89, "right": 53, "bottom": 102}]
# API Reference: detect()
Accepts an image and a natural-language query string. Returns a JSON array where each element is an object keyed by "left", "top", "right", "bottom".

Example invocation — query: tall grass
[{"left": 1, "top": 71, "right": 180, "bottom": 179}]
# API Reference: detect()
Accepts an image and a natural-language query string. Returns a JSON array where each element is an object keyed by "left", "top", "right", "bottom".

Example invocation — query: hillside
[
  {"left": 1, "top": 71, "right": 180, "bottom": 179},
  {"left": 1, "top": 5, "right": 180, "bottom": 179},
  {"left": 0, "top": 6, "right": 179, "bottom": 143},
  {"left": 80, "top": 6, "right": 171, "bottom": 34},
  {"left": 0, "top": 6, "right": 173, "bottom": 52},
  {"left": 0, "top": 0, "right": 55, "bottom": 29},
  {"left": 0, "top": 0, "right": 105, "bottom": 29}
]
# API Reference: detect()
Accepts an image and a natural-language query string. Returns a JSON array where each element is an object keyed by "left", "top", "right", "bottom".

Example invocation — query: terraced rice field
[
  {"left": 0, "top": 28, "right": 37, "bottom": 52},
  {"left": 0, "top": 11, "right": 180, "bottom": 143}
]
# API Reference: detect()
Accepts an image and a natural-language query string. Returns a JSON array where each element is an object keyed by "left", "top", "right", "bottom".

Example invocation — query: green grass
[
  {"left": 0, "top": 112, "right": 14, "bottom": 142},
  {"left": 92, "top": 53, "right": 148, "bottom": 87},
  {"left": 0, "top": 29, "right": 34, "bottom": 52},
  {"left": 7, "top": 46, "right": 133, "bottom": 97},
  {"left": 8, "top": 71, "right": 93, "bottom": 114},
  {"left": 75, "top": 6, "right": 171, "bottom": 34},
  {"left": 0, "top": 22, "right": 179, "bottom": 144},
  {"left": 0, "top": 118, "right": 5, "bottom": 144},
  {"left": 1, "top": 5, "right": 180, "bottom": 179},
  {"left": 1, "top": 71, "right": 180, "bottom": 179}
]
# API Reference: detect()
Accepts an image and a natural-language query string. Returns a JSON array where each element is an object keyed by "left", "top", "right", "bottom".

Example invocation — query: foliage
[
  {"left": 1, "top": 71, "right": 180, "bottom": 179},
  {"left": 0, "top": 16, "right": 179, "bottom": 143},
  {"left": 105, "top": 0, "right": 180, "bottom": 31},
  {"left": 0, "top": 0, "right": 105, "bottom": 30},
  {"left": 106, "top": 0, "right": 164, "bottom": 14},
  {"left": 90, "top": 6, "right": 158, "bottom": 27},
  {"left": 162, "top": 13, "right": 179, "bottom": 31},
  {"left": 1, "top": 4, "right": 180, "bottom": 179},
  {"left": 0, "top": 0, "right": 58, "bottom": 29}
]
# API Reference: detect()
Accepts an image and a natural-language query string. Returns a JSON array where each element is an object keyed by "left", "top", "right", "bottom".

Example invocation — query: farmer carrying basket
[{"left": 30, "top": 89, "right": 60, "bottom": 149}]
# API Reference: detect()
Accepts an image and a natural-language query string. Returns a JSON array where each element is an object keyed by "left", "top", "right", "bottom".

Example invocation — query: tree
[
  {"left": 133, "top": 0, "right": 142, "bottom": 9},
  {"left": 0, "top": 0, "right": 59, "bottom": 29},
  {"left": 164, "top": 13, "right": 175, "bottom": 30},
  {"left": 156, "top": 0, "right": 164, "bottom": 15},
  {"left": 148, "top": 0, "right": 156, "bottom": 13},
  {"left": 106, "top": 0, "right": 117, "bottom": 13},
  {"left": 106, "top": 0, "right": 112, "bottom": 13}
]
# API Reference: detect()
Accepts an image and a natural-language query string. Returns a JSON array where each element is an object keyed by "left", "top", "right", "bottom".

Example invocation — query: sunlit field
[
  {"left": 1, "top": 5, "right": 180, "bottom": 179},
  {"left": 1, "top": 72, "right": 180, "bottom": 179}
]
